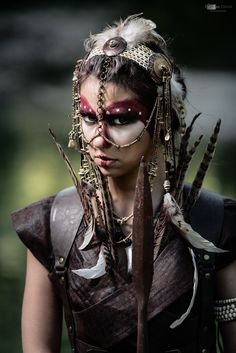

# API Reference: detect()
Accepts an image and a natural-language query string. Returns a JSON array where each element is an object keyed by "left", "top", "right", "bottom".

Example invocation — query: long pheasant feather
[
  {"left": 49, "top": 128, "right": 89, "bottom": 220},
  {"left": 175, "top": 135, "right": 203, "bottom": 203},
  {"left": 185, "top": 119, "right": 221, "bottom": 213}
]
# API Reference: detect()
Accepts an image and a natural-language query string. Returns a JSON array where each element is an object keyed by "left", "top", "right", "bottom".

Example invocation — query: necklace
[
  {"left": 116, "top": 231, "right": 132, "bottom": 244},
  {"left": 113, "top": 212, "right": 134, "bottom": 225}
]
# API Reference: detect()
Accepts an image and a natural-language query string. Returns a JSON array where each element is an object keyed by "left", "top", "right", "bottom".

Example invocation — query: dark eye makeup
[{"left": 81, "top": 112, "right": 139, "bottom": 126}]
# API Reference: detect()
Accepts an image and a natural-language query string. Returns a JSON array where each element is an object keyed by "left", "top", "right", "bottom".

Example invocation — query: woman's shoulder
[
  {"left": 187, "top": 187, "right": 236, "bottom": 269},
  {"left": 11, "top": 193, "right": 56, "bottom": 271},
  {"left": 11, "top": 186, "right": 83, "bottom": 271}
]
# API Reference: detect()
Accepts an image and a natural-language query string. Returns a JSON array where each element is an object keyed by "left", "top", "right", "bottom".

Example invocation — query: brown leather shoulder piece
[
  {"left": 50, "top": 186, "right": 84, "bottom": 269},
  {"left": 11, "top": 194, "right": 55, "bottom": 271}
]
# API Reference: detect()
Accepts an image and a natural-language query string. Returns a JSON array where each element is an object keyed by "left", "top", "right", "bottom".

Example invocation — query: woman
[{"left": 12, "top": 14, "right": 236, "bottom": 353}]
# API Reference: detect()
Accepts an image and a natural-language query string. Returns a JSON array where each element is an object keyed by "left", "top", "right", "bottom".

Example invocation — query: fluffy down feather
[{"left": 84, "top": 14, "right": 166, "bottom": 52}]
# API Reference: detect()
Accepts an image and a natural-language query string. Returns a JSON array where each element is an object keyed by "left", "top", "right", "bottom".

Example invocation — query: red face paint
[
  {"left": 80, "top": 96, "right": 150, "bottom": 124},
  {"left": 80, "top": 96, "right": 96, "bottom": 115},
  {"left": 80, "top": 96, "right": 112, "bottom": 145},
  {"left": 104, "top": 99, "right": 150, "bottom": 124}
]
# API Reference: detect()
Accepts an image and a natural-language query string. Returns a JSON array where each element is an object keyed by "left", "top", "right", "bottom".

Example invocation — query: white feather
[
  {"left": 171, "top": 72, "right": 185, "bottom": 98},
  {"left": 163, "top": 193, "right": 227, "bottom": 253},
  {"left": 72, "top": 246, "right": 106, "bottom": 279},
  {"left": 79, "top": 219, "right": 95, "bottom": 250},
  {"left": 170, "top": 248, "right": 198, "bottom": 328}
]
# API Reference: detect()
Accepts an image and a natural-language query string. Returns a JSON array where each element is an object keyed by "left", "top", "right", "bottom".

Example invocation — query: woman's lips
[{"left": 94, "top": 155, "right": 116, "bottom": 167}]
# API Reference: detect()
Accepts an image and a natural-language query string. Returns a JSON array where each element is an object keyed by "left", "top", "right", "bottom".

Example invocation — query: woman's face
[{"left": 80, "top": 75, "right": 154, "bottom": 178}]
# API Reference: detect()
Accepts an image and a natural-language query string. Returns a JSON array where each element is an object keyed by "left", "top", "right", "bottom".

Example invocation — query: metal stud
[
  {"left": 59, "top": 256, "right": 64, "bottom": 264},
  {"left": 205, "top": 273, "right": 211, "bottom": 280}
]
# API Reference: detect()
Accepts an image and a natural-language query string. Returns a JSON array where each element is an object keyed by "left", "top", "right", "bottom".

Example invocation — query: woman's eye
[
  {"left": 109, "top": 115, "right": 139, "bottom": 126},
  {"left": 81, "top": 114, "right": 97, "bottom": 125}
]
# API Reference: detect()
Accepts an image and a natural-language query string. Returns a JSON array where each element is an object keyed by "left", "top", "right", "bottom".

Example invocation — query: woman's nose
[{"left": 91, "top": 123, "right": 111, "bottom": 149}]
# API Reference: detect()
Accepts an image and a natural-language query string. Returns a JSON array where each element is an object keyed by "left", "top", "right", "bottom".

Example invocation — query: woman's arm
[
  {"left": 22, "top": 250, "right": 63, "bottom": 353},
  {"left": 216, "top": 259, "right": 236, "bottom": 353}
]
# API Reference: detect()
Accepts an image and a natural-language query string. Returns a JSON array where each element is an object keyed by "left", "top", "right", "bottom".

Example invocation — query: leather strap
[{"left": 50, "top": 186, "right": 84, "bottom": 351}]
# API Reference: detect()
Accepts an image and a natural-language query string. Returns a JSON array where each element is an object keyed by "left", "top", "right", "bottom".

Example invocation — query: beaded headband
[{"left": 87, "top": 39, "right": 172, "bottom": 85}]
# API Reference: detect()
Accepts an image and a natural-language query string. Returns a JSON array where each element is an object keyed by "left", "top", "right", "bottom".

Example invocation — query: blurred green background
[{"left": 0, "top": 1, "right": 235, "bottom": 352}]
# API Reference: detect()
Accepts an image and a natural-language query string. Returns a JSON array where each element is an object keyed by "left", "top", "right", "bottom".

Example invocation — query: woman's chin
[{"left": 97, "top": 167, "right": 119, "bottom": 177}]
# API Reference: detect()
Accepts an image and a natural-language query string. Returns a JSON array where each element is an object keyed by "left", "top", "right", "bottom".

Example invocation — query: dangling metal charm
[{"left": 165, "top": 129, "right": 171, "bottom": 141}]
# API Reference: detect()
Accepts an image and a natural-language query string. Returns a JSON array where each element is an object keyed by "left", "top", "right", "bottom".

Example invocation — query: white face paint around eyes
[
  {"left": 79, "top": 75, "right": 154, "bottom": 148},
  {"left": 81, "top": 117, "right": 146, "bottom": 147}
]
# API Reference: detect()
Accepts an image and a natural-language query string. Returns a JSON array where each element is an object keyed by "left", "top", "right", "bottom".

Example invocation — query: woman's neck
[
  {"left": 107, "top": 159, "right": 165, "bottom": 218},
  {"left": 108, "top": 169, "right": 138, "bottom": 217}
]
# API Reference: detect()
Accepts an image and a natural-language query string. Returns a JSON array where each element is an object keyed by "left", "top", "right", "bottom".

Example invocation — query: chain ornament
[{"left": 96, "top": 56, "right": 112, "bottom": 121}]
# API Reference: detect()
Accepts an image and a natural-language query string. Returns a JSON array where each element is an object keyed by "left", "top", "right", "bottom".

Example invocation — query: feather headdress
[
  {"left": 84, "top": 14, "right": 166, "bottom": 52},
  {"left": 85, "top": 14, "right": 185, "bottom": 103}
]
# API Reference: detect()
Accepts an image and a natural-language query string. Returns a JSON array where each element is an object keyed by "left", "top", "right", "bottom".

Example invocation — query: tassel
[
  {"left": 163, "top": 193, "right": 227, "bottom": 253},
  {"left": 170, "top": 248, "right": 198, "bottom": 328},
  {"left": 72, "top": 246, "right": 106, "bottom": 279}
]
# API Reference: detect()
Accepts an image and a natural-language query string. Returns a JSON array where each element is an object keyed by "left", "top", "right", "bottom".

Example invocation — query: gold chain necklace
[
  {"left": 115, "top": 231, "right": 132, "bottom": 244},
  {"left": 113, "top": 212, "right": 134, "bottom": 225}
]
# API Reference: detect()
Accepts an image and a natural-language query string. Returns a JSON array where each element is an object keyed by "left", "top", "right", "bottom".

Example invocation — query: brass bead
[{"left": 68, "top": 139, "right": 78, "bottom": 149}]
